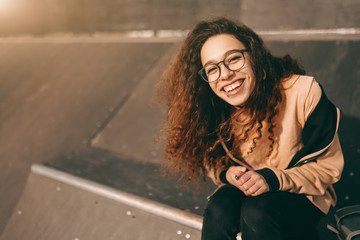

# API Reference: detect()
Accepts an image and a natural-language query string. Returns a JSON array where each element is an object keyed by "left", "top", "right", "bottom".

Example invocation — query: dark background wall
[
  {"left": 0, "top": 0, "right": 240, "bottom": 35},
  {"left": 1, "top": 0, "right": 360, "bottom": 35}
]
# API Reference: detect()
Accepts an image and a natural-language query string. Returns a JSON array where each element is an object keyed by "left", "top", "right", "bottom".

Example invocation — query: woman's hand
[{"left": 226, "top": 166, "right": 270, "bottom": 196}]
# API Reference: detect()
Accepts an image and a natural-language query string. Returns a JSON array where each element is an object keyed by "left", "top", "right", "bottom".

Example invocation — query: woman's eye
[
  {"left": 229, "top": 55, "right": 241, "bottom": 63},
  {"left": 206, "top": 67, "right": 218, "bottom": 75}
]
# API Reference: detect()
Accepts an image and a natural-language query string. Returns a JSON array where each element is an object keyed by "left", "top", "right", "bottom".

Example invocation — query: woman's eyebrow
[{"left": 203, "top": 49, "right": 240, "bottom": 67}]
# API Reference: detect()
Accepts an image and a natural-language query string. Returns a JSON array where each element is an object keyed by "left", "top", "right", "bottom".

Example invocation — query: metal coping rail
[
  {"left": 31, "top": 163, "right": 203, "bottom": 231},
  {"left": 1, "top": 28, "right": 360, "bottom": 43}
]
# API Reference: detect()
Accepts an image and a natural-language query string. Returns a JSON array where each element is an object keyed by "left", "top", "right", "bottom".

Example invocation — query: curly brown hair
[{"left": 156, "top": 17, "right": 305, "bottom": 186}]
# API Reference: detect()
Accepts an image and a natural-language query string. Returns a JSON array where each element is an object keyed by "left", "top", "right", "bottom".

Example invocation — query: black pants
[{"left": 201, "top": 185, "right": 324, "bottom": 240}]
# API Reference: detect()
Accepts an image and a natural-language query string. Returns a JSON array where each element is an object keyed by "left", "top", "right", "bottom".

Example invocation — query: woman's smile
[{"left": 223, "top": 80, "right": 243, "bottom": 93}]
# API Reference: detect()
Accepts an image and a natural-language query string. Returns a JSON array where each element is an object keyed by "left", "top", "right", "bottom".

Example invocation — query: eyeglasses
[{"left": 198, "top": 49, "right": 249, "bottom": 83}]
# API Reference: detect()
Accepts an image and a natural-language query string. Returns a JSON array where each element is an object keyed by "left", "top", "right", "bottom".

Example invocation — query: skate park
[{"left": 0, "top": 1, "right": 360, "bottom": 239}]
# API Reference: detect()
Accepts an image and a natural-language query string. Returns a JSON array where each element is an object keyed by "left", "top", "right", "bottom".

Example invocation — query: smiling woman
[{"left": 156, "top": 17, "right": 344, "bottom": 240}]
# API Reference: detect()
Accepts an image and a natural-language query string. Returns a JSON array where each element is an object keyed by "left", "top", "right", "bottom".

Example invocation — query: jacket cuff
[
  {"left": 255, "top": 168, "right": 280, "bottom": 192},
  {"left": 219, "top": 169, "right": 229, "bottom": 184}
]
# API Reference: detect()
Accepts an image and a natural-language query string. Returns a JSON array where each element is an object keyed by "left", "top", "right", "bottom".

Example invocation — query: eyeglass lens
[{"left": 201, "top": 51, "right": 245, "bottom": 82}]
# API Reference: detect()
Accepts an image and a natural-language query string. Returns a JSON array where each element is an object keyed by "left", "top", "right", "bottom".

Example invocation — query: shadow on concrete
[{"left": 44, "top": 147, "right": 216, "bottom": 216}]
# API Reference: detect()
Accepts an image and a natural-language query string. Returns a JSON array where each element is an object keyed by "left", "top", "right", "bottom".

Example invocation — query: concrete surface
[
  {"left": 0, "top": 164, "right": 202, "bottom": 240},
  {"left": 0, "top": 40, "right": 172, "bottom": 234},
  {"left": 1, "top": 0, "right": 360, "bottom": 35},
  {"left": 90, "top": 42, "right": 179, "bottom": 164},
  {"left": 240, "top": 0, "right": 360, "bottom": 30},
  {"left": 43, "top": 147, "right": 215, "bottom": 216}
]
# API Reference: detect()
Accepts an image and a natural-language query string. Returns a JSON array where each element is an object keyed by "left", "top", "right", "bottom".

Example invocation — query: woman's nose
[{"left": 219, "top": 63, "right": 233, "bottom": 80}]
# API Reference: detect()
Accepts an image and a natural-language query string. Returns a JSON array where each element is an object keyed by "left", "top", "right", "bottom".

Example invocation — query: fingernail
[{"left": 235, "top": 176, "right": 239, "bottom": 181}]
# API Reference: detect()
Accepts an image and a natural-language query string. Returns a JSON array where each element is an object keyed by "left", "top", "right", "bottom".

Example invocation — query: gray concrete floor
[{"left": 0, "top": 39, "right": 173, "bottom": 233}]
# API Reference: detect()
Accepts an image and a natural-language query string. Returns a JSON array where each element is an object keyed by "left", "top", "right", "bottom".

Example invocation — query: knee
[
  {"left": 204, "top": 185, "right": 244, "bottom": 223},
  {"left": 202, "top": 185, "right": 244, "bottom": 238},
  {"left": 240, "top": 195, "right": 276, "bottom": 230}
]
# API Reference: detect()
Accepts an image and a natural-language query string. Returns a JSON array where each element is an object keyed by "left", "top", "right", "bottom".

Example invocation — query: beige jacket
[{"left": 207, "top": 75, "right": 344, "bottom": 214}]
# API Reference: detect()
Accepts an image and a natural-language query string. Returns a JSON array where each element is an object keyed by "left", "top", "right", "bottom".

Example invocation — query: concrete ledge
[
  {"left": 1, "top": 28, "right": 360, "bottom": 43},
  {"left": 31, "top": 163, "right": 203, "bottom": 231},
  {"left": 1, "top": 163, "right": 203, "bottom": 240}
]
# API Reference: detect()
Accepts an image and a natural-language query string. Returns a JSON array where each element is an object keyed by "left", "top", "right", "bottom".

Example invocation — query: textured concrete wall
[
  {"left": 240, "top": 0, "right": 360, "bottom": 30},
  {"left": 0, "top": 0, "right": 242, "bottom": 34},
  {"left": 1, "top": 0, "right": 360, "bottom": 35}
]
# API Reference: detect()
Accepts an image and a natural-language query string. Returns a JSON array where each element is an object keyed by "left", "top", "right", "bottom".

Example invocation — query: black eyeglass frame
[{"left": 198, "top": 49, "right": 249, "bottom": 83}]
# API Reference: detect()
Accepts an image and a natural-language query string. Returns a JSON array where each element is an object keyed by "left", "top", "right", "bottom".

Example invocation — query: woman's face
[{"left": 200, "top": 34, "right": 255, "bottom": 106}]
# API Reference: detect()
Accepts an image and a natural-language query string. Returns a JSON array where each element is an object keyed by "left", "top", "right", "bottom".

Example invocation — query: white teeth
[{"left": 224, "top": 81, "right": 242, "bottom": 92}]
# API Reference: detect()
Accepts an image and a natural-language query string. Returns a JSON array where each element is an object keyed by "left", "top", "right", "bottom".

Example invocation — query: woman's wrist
[
  {"left": 255, "top": 168, "right": 280, "bottom": 192},
  {"left": 219, "top": 169, "right": 229, "bottom": 184}
]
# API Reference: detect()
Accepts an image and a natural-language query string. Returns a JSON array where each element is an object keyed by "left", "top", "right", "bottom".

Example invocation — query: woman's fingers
[
  {"left": 226, "top": 166, "right": 246, "bottom": 184},
  {"left": 245, "top": 184, "right": 261, "bottom": 195},
  {"left": 250, "top": 185, "right": 267, "bottom": 196},
  {"left": 226, "top": 167, "right": 269, "bottom": 196},
  {"left": 236, "top": 171, "right": 270, "bottom": 196}
]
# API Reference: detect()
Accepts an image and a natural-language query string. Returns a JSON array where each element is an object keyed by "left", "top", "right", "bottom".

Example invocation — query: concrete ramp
[{"left": 0, "top": 164, "right": 202, "bottom": 240}]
